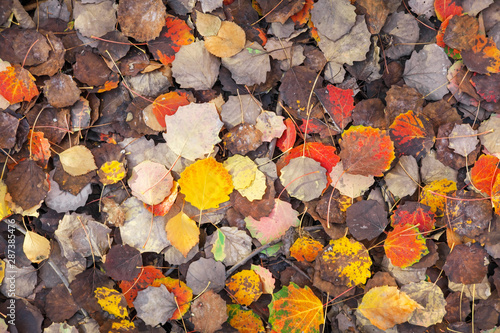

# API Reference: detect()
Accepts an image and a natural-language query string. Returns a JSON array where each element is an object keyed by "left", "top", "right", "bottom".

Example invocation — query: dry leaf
[
  {"left": 59, "top": 146, "right": 97, "bottom": 177},
  {"left": 205, "top": 21, "right": 246, "bottom": 58}
]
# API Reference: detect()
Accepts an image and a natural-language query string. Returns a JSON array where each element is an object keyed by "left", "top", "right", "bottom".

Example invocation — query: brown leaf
[
  {"left": 0, "top": 111, "right": 19, "bottom": 149},
  {"left": 355, "top": 0, "right": 390, "bottom": 34},
  {"left": 223, "top": 123, "right": 263, "bottom": 155},
  {"left": 28, "top": 32, "right": 65, "bottom": 77},
  {"left": 5, "top": 159, "right": 49, "bottom": 210},
  {"left": 117, "top": 0, "right": 166, "bottom": 42},
  {"left": 279, "top": 66, "right": 322, "bottom": 116},
  {"left": 0, "top": 27, "right": 50, "bottom": 66},
  {"left": 45, "top": 283, "right": 79, "bottom": 322},
  {"left": 443, "top": 15, "right": 479, "bottom": 51},
  {"left": 73, "top": 49, "right": 112, "bottom": 87},
  {"left": 443, "top": 243, "right": 489, "bottom": 284},
  {"left": 256, "top": 0, "right": 305, "bottom": 24},
  {"left": 191, "top": 290, "right": 228, "bottom": 333},
  {"left": 43, "top": 73, "right": 81, "bottom": 108},
  {"left": 385, "top": 85, "right": 425, "bottom": 125},
  {"left": 435, "top": 122, "right": 481, "bottom": 170}
]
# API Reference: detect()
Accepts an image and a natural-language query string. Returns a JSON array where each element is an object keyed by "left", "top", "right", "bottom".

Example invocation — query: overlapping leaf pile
[{"left": 2, "top": 0, "right": 500, "bottom": 332}]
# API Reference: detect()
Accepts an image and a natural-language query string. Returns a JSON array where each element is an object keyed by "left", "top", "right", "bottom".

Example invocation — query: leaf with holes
[
  {"left": 119, "top": 266, "right": 165, "bottom": 307},
  {"left": 358, "top": 286, "right": 421, "bottom": 330},
  {"left": 245, "top": 199, "right": 299, "bottom": 245},
  {"left": 389, "top": 110, "right": 435, "bottom": 160},
  {"left": 0, "top": 65, "right": 38, "bottom": 104},
  {"left": 384, "top": 223, "right": 429, "bottom": 268},
  {"left": 152, "top": 277, "right": 193, "bottom": 320},
  {"left": 151, "top": 91, "right": 190, "bottom": 128},
  {"left": 470, "top": 154, "right": 500, "bottom": 196},
  {"left": 391, "top": 202, "right": 436, "bottom": 233},
  {"left": 148, "top": 16, "right": 195, "bottom": 65},
  {"left": 179, "top": 157, "right": 233, "bottom": 210},
  {"left": 290, "top": 237, "right": 324, "bottom": 262},
  {"left": 315, "top": 84, "right": 354, "bottom": 130},
  {"left": 339, "top": 126, "right": 395, "bottom": 177},
  {"left": 226, "top": 270, "right": 262, "bottom": 306},
  {"left": 268, "top": 282, "right": 324, "bottom": 333}
]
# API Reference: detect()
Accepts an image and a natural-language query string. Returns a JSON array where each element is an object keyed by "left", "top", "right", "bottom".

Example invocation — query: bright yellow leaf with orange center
[
  {"left": 419, "top": 179, "right": 457, "bottom": 217},
  {"left": 290, "top": 237, "right": 323, "bottom": 262},
  {"left": 226, "top": 270, "right": 263, "bottom": 306},
  {"left": 94, "top": 287, "right": 128, "bottom": 319},
  {"left": 179, "top": 157, "right": 233, "bottom": 210},
  {"left": 165, "top": 212, "right": 199, "bottom": 257},
  {"left": 152, "top": 277, "right": 193, "bottom": 320},
  {"left": 98, "top": 160, "right": 126, "bottom": 185}
]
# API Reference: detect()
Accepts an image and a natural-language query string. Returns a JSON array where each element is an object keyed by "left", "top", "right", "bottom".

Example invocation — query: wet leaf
[
  {"left": 179, "top": 157, "right": 233, "bottom": 210},
  {"left": 226, "top": 270, "right": 262, "bottom": 306},
  {"left": 389, "top": 110, "right": 435, "bottom": 159},
  {"left": 358, "top": 286, "right": 421, "bottom": 330},
  {"left": 384, "top": 223, "right": 429, "bottom": 268},
  {"left": 268, "top": 282, "right": 324, "bottom": 333},
  {"left": 339, "top": 125, "right": 395, "bottom": 177}
]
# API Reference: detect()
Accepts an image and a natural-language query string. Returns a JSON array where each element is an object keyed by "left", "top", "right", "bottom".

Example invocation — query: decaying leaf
[
  {"left": 226, "top": 270, "right": 262, "bottom": 306},
  {"left": 191, "top": 290, "right": 228, "bottom": 333},
  {"left": 290, "top": 237, "right": 324, "bottom": 262},
  {"left": 227, "top": 304, "right": 265, "bottom": 333}
]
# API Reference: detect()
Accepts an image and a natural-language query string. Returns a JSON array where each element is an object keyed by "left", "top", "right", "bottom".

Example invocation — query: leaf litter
[{"left": 3, "top": 0, "right": 500, "bottom": 332}]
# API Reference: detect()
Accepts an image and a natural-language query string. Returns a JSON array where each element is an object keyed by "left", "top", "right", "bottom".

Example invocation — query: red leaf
[
  {"left": 391, "top": 202, "right": 436, "bottom": 233},
  {"left": 290, "top": 0, "right": 314, "bottom": 26},
  {"left": 276, "top": 118, "right": 296, "bottom": 152},
  {"left": 434, "top": 0, "right": 463, "bottom": 22},
  {"left": 384, "top": 223, "right": 429, "bottom": 268},
  {"left": 119, "top": 266, "right": 165, "bottom": 307},
  {"left": 152, "top": 91, "right": 190, "bottom": 127},
  {"left": 389, "top": 110, "right": 435, "bottom": 160},
  {"left": 280, "top": 142, "right": 340, "bottom": 174},
  {"left": 339, "top": 126, "right": 395, "bottom": 177},
  {"left": 29, "top": 131, "right": 51, "bottom": 168},
  {"left": 148, "top": 16, "right": 195, "bottom": 66},
  {"left": 315, "top": 85, "right": 354, "bottom": 130},
  {"left": 470, "top": 154, "right": 500, "bottom": 196},
  {"left": 0, "top": 65, "right": 38, "bottom": 104},
  {"left": 470, "top": 73, "right": 500, "bottom": 103}
]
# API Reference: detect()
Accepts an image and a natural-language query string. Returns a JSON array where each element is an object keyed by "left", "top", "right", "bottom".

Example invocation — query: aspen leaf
[
  {"left": 419, "top": 179, "right": 457, "bottom": 216},
  {"left": 227, "top": 304, "right": 265, "bottom": 333},
  {"left": 205, "top": 21, "right": 246, "bottom": 58},
  {"left": 23, "top": 231, "right": 50, "bottom": 264},
  {"left": 94, "top": 287, "right": 128, "bottom": 319},
  {"left": 268, "top": 282, "right": 324, "bottom": 333},
  {"left": 29, "top": 131, "right": 51, "bottom": 168},
  {"left": 392, "top": 202, "right": 436, "bottom": 233},
  {"left": 0, "top": 65, "right": 38, "bottom": 104},
  {"left": 119, "top": 266, "right": 165, "bottom": 307},
  {"left": 98, "top": 160, "right": 126, "bottom": 186},
  {"left": 152, "top": 277, "right": 193, "bottom": 320},
  {"left": 59, "top": 145, "right": 97, "bottom": 177},
  {"left": 134, "top": 285, "right": 176, "bottom": 327},
  {"left": 151, "top": 91, "right": 190, "bottom": 128},
  {"left": 148, "top": 16, "right": 195, "bottom": 65},
  {"left": 251, "top": 264, "right": 275, "bottom": 294},
  {"left": 389, "top": 110, "right": 435, "bottom": 160},
  {"left": 226, "top": 270, "right": 262, "bottom": 306},
  {"left": 165, "top": 212, "right": 200, "bottom": 257},
  {"left": 179, "top": 157, "right": 233, "bottom": 210},
  {"left": 0, "top": 180, "right": 11, "bottom": 221},
  {"left": 206, "top": 226, "right": 252, "bottom": 266},
  {"left": 358, "top": 286, "right": 421, "bottom": 330},
  {"left": 191, "top": 290, "right": 228, "bottom": 333},
  {"left": 290, "top": 237, "right": 324, "bottom": 262},
  {"left": 315, "top": 84, "right": 354, "bottom": 130},
  {"left": 384, "top": 223, "right": 429, "bottom": 268},
  {"left": 128, "top": 161, "right": 173, "bottom": 205},
  {"left": 279, "top": 156, "right": 328, "bottom": 202}
]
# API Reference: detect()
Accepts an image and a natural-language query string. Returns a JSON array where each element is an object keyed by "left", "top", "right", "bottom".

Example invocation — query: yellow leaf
[
  {"left": 179, "top": 157, "right": 233, "bottom": 210},
  {"left": 98, "top": 160, "right": 126, "bottom": 185},
  {"left": 0, "top": 260, "right": 5, "bottom": 285},
  {"left": 290, "top": 237, "right": 323, "bottom": 262},
  {"left": 23, "top": 231, "right": 51, "bottom": 263},
  {"left": 0, "top": 180, "right": 11, "bottom": 220},
  {"left": 358, "top": 286, "right": 422, "bottom": 330},
  {"left": 95, "top": 287, "right": 128, "bottom": 319},
  {"left": 419, "top": 179, "right": 457, "bottom": 217},
  {"left": 165, "top": 212, "right": 200, "bottom": 257},
  {"left": 59, "top": 145, "right": 97, "bottom": 176},
  {"left": 111, "top": 319, "right": 135, "bottom": 330},
  {"left": 223, "top": 155, "right": 256, "bottom": 190},
  {"left": 238, "top": 167, "right": 266, "bottom": 202},
  {"left": 226, "top": 270, "right": 262, "bottom": 306}
]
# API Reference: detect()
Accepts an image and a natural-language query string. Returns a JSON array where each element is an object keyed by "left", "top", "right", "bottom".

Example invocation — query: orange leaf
[
  {"left": 470, "top": 154, "right": 500, "bottom": 196},
  {"left": 268, "top": 282, "right": 324, "bottom": 333},
  {"left": 391, "top": 202, "right": 436, "bottom": 233},
  {"left": 384, "top": 223, "right": 429, "bottom": 268},
  {"left": 148, "top": 16, "right": 195, "bottom": 65},
  {"left": 0, "top": 65, "right": 38, "bottom": 104},
  {"left": 462, "top": 35, "right": 500, "bottom": 74},
  {"left": 119, "top": 266, "right": 165, "bottom": 307},
  {"left": 339, "top": 126, "right": 395, "bottom": 177},
  {"left": 276, "top": 118, "right": 296, "bottom": 152},
  {"left": 227, "top": 304, "right": 265, "bottom": 333},
  {"left": 290, "top": 0, "right": 314, "bottom": 26},
  {"left": 434, "top": 0, "right": 463, "bottom": 22},
  {"left": 389, "top": 110, "right": 435, "bottom": 160},
  {"left": 419, "top": 179, "right": 457, "bottom": 216},
  {"left": 290, "top": 237, "right": 323, "bottom": 262},
  {"left": 226, "top": 270, "right": 262, "bottom": 306},
  {"left": 152, "top": 277, "right": 193, "bottom": 320},
  {"left": 152, "top": 91, "right": 190, "bottom": 127},
  {"left": 144, "top": 182, "right": 179, "bottom": 216},
  {"left": 29, "top": 131, "right": 51, "bottom": 168},
  {"left": 280, "top": 142, "right": 340, "bottom": 175},
  {"left": 492, "top": 173, "right": 500, "bottom": 216}
]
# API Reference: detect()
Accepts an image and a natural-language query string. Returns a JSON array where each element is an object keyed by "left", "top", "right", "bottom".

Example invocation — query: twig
[
  {"left": 226, "top": 239, "right": 281, "bottom": 278},
  {"left": 283, "top": 258, "right": 312, "bottom": 281}
]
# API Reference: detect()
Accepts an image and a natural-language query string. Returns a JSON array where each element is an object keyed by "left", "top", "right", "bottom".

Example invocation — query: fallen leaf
[
  {"left": 318, "top": 236, "right": 372, "bottom": 287},
  {"left": 164, "top": 103, "right": 223, "bottom": 161},
  {"left": 384, "top": 155, "right": 420, "bottom": 198},
  {"left": 220, "top": 94, "right": 262, "bottom": 129},
  {"left": 401, "top": 281, "right": 447, "bottom": 327},
  {"left": 389, "top": 110, "right": 435, "bottom": 159},
  {"left": 357, "top": 286, "right": 421, "bottom": 330},
  {"left": 151, "top": 91, "right": 190, "bottom": 128},
  {"left": 117, "top": 0, "right": 166, "bottom": 42},
  {"left": 98, "top": 160, "right": 126, "bottom": 186},
  {"left": 0, "top": 64, "right": 38, "bottom": 104},
  {"left": 5, "top": 159, "right": 49, "bottom": 210},
  {"left": 443, "top": 243, "right": 489, "bottom": 284},
  {"left": 392, "top": 202, "right": 435, "bottom": 233},
  {"left": 148, "top": 16, "right": 195, "bottom": 65},
  {"left": 0, "top": 181, "right": 11, "bottom": 220},
  {"left": 227, "top": 304, "right": 265, "bottom": 333},
  {"left": 152, "top": 277, "right": 193, "bottom": 320},
  {"left": 419, "top": 179, "right": 457, "bottom": 216},
  {"left": 470, "top": 72, "right": 500, "bottom": 103},
  {"left": 268, "top": 282, "right": 324, "bottom": 333},
  {"left": 23, "top": 231, "right": 50, "bottom": 264},
  {"left": 279, "top": 156, "right": 328, "bottom": 202},
  {"left": 315, "top": 84, "right": 354, "bottom": 130},
  {"left": 179, "top": 157, "right": 233, "bottom": 211},
  {"left": 462, "top": 35, "right": 500, "bottom": 74},
  {"left": 339, "top": 125, "right": 395, "bottom": 177},
  {"left": 94, "top": 287, "right": 128, "bottom": 319},
  {"left": 186, "top": 257, "right": 226, "bottom": 294},
  {"left": 311, "top": 0, "right": 356, "bottom": 42},
  {"left": 280, "top": 142, "right": 340, "bottom": 176},
  {"left": 205, "top": 21, "right": 246, "bottom": 58},
  {"left": 103, "top": 244, "right": 142, "bottom": 281},
  {"left": 171, "top": 41, "right": 220, "bottom": 90},
  {"left": 279, "top": 66, "right": 322, "bottom": 114},
  {"left": 479, "top": 115, "right": 500, "bottom": 156},
  {"left": 43, "top": 73, "right": 81, "bottom": 108},
  {"left": 221, "top": 41, "right": 270, "bottom": 86},
  {"left": 384, "top": 223, "right": 429, "bottom": 268},
  {"left": 251, "top": 264, "right": 275, "bottom": 294},
  {"left": 29, "top": 131, "right": 51, "bottom": 168},
  {"left": 206, "top": 226, "right": 252, "bottom": 266},
  {"left": 144, "top": 182, "right": 179, "bottom": 216},
  {"left": 290, "top": 237, "right": 324, "bottom": 262},
  {"left": 443, "top": 15, "right": 478, "bottom": 51},
  {"left": 128, "top": 161, "right": 173, "bottom": 205},
  {"left": 133, "top": 285, "right": 176, "bottom": 326},
  {"left": 226, "top": 270, "right": 262, "bottom": 306},
  {"left": 165, "top": 211, "right": 199, "bottom": 257},
  {"left": 59, "top": 145, "right": 97, "bottom": 177},
  {"left": 255, "top": 111, "right": 286, "bottom": 142},
  {"left": 256, "top": 0, "right": 304, "bottom": 24},
  {"left": 346, "top": 200, "right": 388, "bottom": 241},
  {"left": 329, "top": 161, "right": 375, "bottom": 198},
  {"left": 382, "top": 11, "right": 420, "bottom": 59},
  {"left": 195, "top": 11, "right": 222, "bottom": 37},
  {"left": 448, "top": 123, "right": 479, "bottom": 157},
  {"left": 191, "top": 290, "right": 228, "bottom": 333},
  {"left": 435, "top": 0, "right": 464, "bottom": 22},
  {"left": 245, "top": 199, "right": 299, "bottom": 244},
  {"left": 276, "top": 118, "right": 296, "bottom": 152},
  {"left": 119, "top": 266, "right": 165, "bottom": 307}
]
